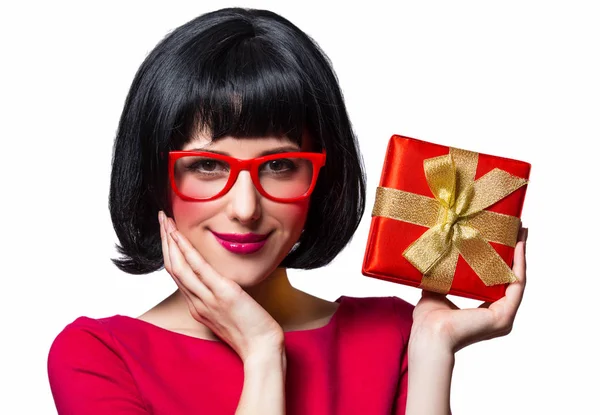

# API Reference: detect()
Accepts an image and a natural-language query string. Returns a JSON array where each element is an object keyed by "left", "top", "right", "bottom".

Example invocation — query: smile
[{"left": 210, "top": 231, "right": 270, "bottom": 254}]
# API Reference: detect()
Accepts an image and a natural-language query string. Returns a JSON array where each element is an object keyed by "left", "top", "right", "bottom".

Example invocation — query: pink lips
[{"left": 211, "top": 231, "right": 270, "bottom": 254}]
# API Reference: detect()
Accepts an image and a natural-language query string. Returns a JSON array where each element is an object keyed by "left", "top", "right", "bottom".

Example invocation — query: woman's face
[{"left": 169, "top": 132, "right": 313, "bottom": 287}]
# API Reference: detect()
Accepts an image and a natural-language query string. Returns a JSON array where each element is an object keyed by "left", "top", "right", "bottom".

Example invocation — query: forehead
[{"left": 181, "top": 129, "right": 314, "bottom": 153}]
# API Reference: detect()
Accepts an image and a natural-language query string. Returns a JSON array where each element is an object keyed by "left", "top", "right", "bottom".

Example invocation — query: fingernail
[{"left": 158, "top": 211, "right": 164, "bottom": 224}]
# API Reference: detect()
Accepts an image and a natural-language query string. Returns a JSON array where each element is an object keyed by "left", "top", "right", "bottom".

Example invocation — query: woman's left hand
[{"left": 410, "top": 226, "right": 528, "bottom": 354}]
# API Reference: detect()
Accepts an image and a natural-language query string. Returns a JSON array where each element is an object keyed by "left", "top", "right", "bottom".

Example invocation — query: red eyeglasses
[{"left": 168, "top": 149, "right": 326, "bottom": 202}]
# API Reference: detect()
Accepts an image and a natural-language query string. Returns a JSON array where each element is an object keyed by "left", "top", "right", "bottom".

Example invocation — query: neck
[{"left": 243, "top": 267, "right": 308, "bottom": 325}]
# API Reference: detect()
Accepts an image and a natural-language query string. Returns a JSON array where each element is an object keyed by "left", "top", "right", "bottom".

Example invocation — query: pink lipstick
[{"left": 211, "top": 231, "right": 270, "bottom": 254}]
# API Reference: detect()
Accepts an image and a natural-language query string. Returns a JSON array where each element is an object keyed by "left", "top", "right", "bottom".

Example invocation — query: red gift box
[{"left": 362, "top": 135, "right": 531, "bottom": 302}]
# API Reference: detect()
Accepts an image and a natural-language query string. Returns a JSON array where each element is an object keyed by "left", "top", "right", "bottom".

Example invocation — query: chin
[
  {"left": 217, "top": 265, "right": 272, "bottom": 288},
  {"left": 204, "top": 235, "right": 296, "bottom": 284}
]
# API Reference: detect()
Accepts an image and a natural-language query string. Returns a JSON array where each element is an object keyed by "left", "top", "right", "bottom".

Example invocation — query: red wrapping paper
[{"left": 362, "top": 135, "right": 531, "bottom": 302}]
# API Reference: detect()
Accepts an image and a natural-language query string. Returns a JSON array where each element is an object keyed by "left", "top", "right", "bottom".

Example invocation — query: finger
[
  {"left": 168, "top": 219, "right": 235, "bottom": 297},
  {"left": 168, "top": 265, "right": 210, "bottom": 321},
  {"left": 501, "top": 240, "right": 526, "bottom": 314},
  {"left": 170, "top": 266, "right": 195, "bottom": 305},
  {"left": 515, "top": 226, "right": 527, "bottom": 281},
  {"left": 418, "top": 290, "right": 459, "bottom": 311},
  {"left": 485, "top": 227, "right": 527, "bottom": 329},
  {"left": 504, "top": 226, "right": 528, "bottom": 310},
  {"left": 166, "top": 220, "right": 213, "bottom": 301},
  {"left": 159, "top": 212, "right": 201, "bottom": 307},
  {"left": 158, "top": 211, "right": 172, "bottom": 272}
]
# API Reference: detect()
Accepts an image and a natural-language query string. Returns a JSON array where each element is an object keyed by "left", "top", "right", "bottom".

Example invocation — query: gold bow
[{"left": 372, "top": 147, "right": 528, "bottom": 294}]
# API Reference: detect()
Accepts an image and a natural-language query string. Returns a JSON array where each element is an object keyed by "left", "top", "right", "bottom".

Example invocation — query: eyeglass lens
[{"left": 174, "top": 156, "right": 314, "bottom": 199}]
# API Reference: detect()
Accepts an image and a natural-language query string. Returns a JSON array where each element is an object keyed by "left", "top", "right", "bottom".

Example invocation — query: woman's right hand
[{"left": 158, "top": 211, "right": 285, "bottom": 362}]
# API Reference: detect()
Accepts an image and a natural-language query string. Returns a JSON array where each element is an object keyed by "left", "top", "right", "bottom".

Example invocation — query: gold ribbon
[{"left": 372, "top": 147, "right": 528, "bottom": 294}]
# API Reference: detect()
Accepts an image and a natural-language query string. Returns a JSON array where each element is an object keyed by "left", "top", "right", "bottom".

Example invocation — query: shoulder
[
  {"left": 339, "top": 295, "right": 414, "bottom": 341},
  {"left": 47, "top": 316, "right": 151, "bottom": 413},
  {"left": 47, "top": 315, "right": 127, "bottom": 373},
  {"left": 340, "top": 295, "right": 414, "bottom": 319},
  {"left": 49, "top": 315, "right": 120, "bottom": 348}
]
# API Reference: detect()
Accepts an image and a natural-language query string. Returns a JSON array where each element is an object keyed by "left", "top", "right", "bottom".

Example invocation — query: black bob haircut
[{"left": 109, "top": 7, "right": 367, "bottom": 274}]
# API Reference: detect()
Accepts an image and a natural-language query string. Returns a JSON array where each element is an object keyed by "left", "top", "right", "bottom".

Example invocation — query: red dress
[{"left": 47, "top": 295, "right": 414, "bottom": 414}]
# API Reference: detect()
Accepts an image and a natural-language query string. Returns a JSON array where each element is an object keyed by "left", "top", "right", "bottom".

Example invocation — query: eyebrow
[{"left": 187, "top": 146, "right": 302, "bottom": 157}]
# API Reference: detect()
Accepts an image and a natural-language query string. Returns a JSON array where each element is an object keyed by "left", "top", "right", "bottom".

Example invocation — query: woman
[{"left": 47, "top": 7, "right": 527, "bottom": 414}]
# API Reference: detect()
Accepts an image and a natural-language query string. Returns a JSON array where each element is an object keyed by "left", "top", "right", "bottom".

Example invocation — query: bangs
[{"left": 171, "top": 36, "right": 311, "bottom": 149}]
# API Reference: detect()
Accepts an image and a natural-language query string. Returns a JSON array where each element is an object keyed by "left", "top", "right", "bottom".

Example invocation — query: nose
[{"left": 226, "top": 170, "right": 261, "bottom": 224}]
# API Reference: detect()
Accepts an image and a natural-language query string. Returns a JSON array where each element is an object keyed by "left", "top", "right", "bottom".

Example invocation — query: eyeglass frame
[{"left": 167, "top": 149, "right": 327, "bottom": 202}]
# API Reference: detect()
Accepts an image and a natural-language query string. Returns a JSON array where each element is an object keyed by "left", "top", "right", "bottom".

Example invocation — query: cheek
[
  {"left": 170, "top": 187, "right": 311, "bottom": 231},
  {"left": 170, "top": 189, "right": 216, "bottom": 228},
  {"left": 276, "top": 199, "right": 311, "bottom": 229}
]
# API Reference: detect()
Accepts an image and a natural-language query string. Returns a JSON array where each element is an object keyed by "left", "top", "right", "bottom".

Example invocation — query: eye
[
  {"left": 263, "top": 159, "right": 296, "bottom": 172},
  {"left": 186, "top": 158, "right": 229, "bottom": 174},
  {"left": 198, "top": 160, "right": 217, "bottom": 171}
]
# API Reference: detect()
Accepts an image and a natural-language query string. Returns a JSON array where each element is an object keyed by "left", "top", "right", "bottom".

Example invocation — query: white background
[{"left": 1, "top": 1, "right": 598, "bottom": 413}]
